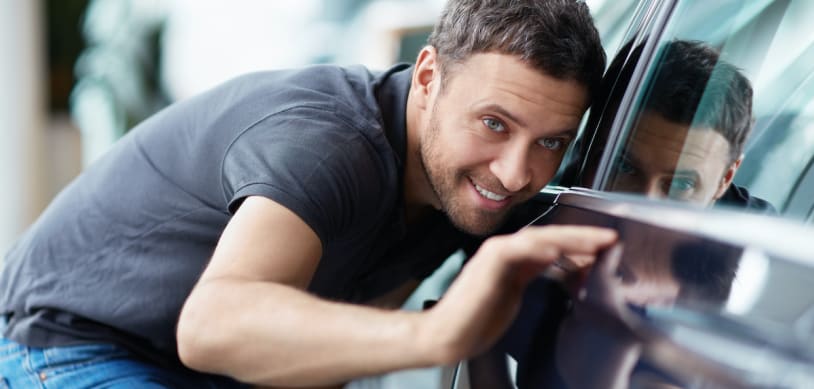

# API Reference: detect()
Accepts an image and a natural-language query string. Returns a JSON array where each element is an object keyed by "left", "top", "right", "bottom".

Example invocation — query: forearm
[
  {"left": 178, "top": 224, "right": 618, "bottom": 386},
  {"left": 177, "top": 278, "right": 441, "bottom": 386}
]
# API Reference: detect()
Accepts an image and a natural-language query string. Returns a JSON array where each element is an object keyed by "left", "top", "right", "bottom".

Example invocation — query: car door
[{"left": 454, "top": 0, "right": 814, "bottom": 388}]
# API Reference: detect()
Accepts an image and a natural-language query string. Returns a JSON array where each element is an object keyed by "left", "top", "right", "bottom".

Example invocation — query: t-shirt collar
[{"left": 373, "top": 63, "right": 413, "bottom": 170}]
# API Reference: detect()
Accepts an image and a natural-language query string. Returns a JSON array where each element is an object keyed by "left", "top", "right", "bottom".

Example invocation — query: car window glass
[
  {"left": 547, "top": 0, "right": 643, "bottom": 187},
  {"left": 600, "top": 0, "right": 814, "bottom": 222},
  {"left": 587, "top": 0, "right": 644, "bottom": 57}
]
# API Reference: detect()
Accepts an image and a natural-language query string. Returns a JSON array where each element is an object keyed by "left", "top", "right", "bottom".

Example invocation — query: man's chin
[{"left": 448, "top": 212, "right": 509, "bottom": 237}]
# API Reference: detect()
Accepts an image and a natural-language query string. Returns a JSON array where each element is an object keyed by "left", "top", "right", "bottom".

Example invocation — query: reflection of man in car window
[
  {"left": 553, "top": 41, "right": 757, "bottom": 389},
  {"left": 601, "top": 41, "right": 757, "bottom": 314},
  {"left": 610, "top": 40, "right": 753, "bottom": 205},
  {"left": 509, "top": 41, "right": 762, "bottom": 389}
]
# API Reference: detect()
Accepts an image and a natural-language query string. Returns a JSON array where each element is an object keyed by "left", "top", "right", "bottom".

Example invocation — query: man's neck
[{"left": 404, "top": 204, "right": 435, "bottom": 227}]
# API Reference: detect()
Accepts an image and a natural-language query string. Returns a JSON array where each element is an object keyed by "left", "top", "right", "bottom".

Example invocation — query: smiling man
[
  {"left": 415, "top": 52, "right": 588, "bottom": 235},
  {"left": 0, "top": 1, "right": 612, "bottom": 387}
]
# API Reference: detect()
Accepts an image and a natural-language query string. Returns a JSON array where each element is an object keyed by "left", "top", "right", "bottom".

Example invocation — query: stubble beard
[{"left": 418, "top": 116, "right": 512, "bottom": 237}]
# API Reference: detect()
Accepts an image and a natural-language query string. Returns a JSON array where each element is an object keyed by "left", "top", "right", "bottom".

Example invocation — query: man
[{"left": 0, "top": 0, "right": 613, "bottom": 387}]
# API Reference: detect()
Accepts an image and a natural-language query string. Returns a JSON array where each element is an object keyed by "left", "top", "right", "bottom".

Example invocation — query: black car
[{"left": 451, "top": 0, "right": 814, "bottom": 387}]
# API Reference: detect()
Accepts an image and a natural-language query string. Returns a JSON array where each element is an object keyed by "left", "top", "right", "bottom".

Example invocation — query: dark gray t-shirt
[{"left": 0, "top": 63, "right": 470, "bottom": 367}]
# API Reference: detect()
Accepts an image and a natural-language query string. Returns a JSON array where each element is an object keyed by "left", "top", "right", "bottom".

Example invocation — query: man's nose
[{"left": 489, "top": 146, "right": 532, "bottom": 193}]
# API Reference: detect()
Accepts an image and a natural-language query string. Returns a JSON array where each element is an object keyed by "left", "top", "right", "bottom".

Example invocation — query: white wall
[{"left": 0, "top": 0, "right": 48, "bottom": 256}]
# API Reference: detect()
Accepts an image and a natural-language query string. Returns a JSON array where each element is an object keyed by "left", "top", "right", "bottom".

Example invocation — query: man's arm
[{"left": 177, "top": 195, "right": 617, "bottom": 386}]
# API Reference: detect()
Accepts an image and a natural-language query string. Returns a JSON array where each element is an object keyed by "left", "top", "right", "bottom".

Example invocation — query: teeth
[{"left": 474, "top": 183, "right": 507, "bottom": 201}]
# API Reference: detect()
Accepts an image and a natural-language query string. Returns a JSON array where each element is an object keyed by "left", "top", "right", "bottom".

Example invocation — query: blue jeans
[{"left": 0, "top": 321, "right": 247, "bottom": 388}]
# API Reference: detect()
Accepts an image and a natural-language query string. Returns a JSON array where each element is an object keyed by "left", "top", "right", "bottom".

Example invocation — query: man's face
[
  {"left": 418, "top": 52, "right": 588, "bottom": 236},
  {"left": 610, "top": 111, "right": 735, "bottom": 205}
]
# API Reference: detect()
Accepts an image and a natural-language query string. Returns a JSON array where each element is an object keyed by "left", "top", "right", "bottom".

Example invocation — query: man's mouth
[{"left": 473, "top": 182, "right": 508, "bottom": 202}]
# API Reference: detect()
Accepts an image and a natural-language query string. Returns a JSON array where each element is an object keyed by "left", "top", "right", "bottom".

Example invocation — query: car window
[
  {"left": 598, "top": 0, "right": 814, "bottom": 221},
  {"left": 547, "top": 0, "right": 645, "bottom": 187}
]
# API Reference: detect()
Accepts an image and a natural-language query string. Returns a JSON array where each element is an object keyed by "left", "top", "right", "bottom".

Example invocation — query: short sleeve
[{"left": 221, "top": 105, "right": 391, "bottom": 243}]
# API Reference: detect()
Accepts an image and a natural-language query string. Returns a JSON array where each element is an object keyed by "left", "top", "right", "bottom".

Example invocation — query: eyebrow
[
  {"left": 480, "top": 103, "right": 528, "bottom": 127},
  {"left": 623, "top": 152, "right": 702, "bottom": 181},
  {"left": 555, "top": 128, "right": 580, "bottom": 139},
  {"left": 672, "top": 170, "right": 702, "bottom": 181},
  {"left": 479, "top": 103, "right": 579, "bottom": 138},
  {"left": 621, "top": 152, "right": 643, "bottom": 169}
]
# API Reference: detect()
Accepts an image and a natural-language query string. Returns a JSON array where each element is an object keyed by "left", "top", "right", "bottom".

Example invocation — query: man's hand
[{"left": 418, "top": 225, "right": 618, "bottom": 364}]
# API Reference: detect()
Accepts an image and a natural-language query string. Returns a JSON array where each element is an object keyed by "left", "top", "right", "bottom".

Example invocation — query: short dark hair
[
  {"left": 671, "top": 241, "right": 742, "bottom": 305},
  {"left": 427, "top": 0, "right": 606, "bottom": 102},
  {"left": 644, "top": 40, "right": 753, "bottom": 162}
]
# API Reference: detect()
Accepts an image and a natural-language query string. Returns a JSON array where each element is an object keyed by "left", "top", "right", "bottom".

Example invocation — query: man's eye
[
  {"left": 538, "top": 137, "right": 563, "bottom": 150},
  {"left": 666, "top": 177, "right": 698, "bottom": 200},
  {"left": 483, "top": 118, "right": 505, "bottom": 133},
  {"left": 670, "top": 177, "right": 697, "bottom": 192},
  {"left": 616, "top": 158, "right": 636, "bottom": 175}
]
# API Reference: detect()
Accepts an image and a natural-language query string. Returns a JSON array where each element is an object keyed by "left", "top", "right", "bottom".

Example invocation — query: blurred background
[
  {"left": 1, "top": 0, "right": 441, "bottom": 256},
  {"left": 0, "top": 0, "right": 633, "bottom": 258}
]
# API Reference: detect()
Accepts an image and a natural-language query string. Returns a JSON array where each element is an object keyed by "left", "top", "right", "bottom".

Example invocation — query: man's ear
[
  {"left": 714, "top": 156, "right": 743, "bottom": 200},
  {"left": 411, "top": 46, "right": 440, "bottom": 111}
]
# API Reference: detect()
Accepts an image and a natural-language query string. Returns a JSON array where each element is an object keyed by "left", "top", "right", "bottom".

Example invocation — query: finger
[
  {"left": 508, "top": 225, "right": 618, "bottom": 262},
  {"left": 460, "top": 226, "right": 616, "bottom": 290},
  {"left": 542, "top": 254, "right": 596, "bottom": 287},
  {"left": 540, "top": 261, "right": 570, "bottom": 283},
  {"left": 596, "top": 243, "right": 625, "bottom": 279},
  {"left": 560, "top": 253, "right": 595, "bottom": 269},
  {"left": 582, "top": 242, "right": 627, "bottom": 306}
]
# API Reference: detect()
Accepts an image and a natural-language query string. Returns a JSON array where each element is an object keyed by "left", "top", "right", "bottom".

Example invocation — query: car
[{"left": 451, "top": 0, "right": 814, "bottom": 387}]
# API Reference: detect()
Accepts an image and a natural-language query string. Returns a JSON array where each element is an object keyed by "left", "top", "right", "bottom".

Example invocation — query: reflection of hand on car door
[{"left": 556, "top": 244, "right": 643, "bottom": 389}]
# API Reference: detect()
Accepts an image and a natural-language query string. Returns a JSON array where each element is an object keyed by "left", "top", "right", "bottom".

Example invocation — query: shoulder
[
  {"left": 222, "top": 129, "right": 399, "bottom": 244},
  {"left": 220, "top": 64, "right": 399, "bottom": 176},
  {"left": 717, "top": 185, "right": 777, "bottom": 214},
  {"left": 209, "top": 65, "right": 405, "bottom": 238},
  {"left": 208, "top": 65, "right": 391, "bottom": 147},
  {"left": 223, "top": 65, "right": 381, "bottom": 115},
  {"left": 222, "top": 101, "right": 394, "bottom": 181}
]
